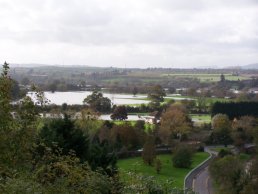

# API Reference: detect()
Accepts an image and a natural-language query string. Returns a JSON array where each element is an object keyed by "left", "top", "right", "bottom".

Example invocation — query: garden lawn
[
  {"left": 190, "top": 114, "right": 211, "bottom": 124},
  {"left": 117, "top": 152, "right": 209, "bottom": 189},
  {"left": 113, "top": 120, "right": 154, "bottom": 131},
  {"left": 210, "top": 146, "right": 235, "bottom": 153}
]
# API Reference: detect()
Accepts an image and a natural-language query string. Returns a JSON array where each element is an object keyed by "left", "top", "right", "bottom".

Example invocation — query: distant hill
[
  {"left": 9, "top": 63, "right": 51, "bottom": 68},
  {"left": 4, "top": 62, "right": 258, "bottom": 70},
  {"left": 242, "top": 63, "right": 258, "bottom": 69},
  {"left": 215, "top": 63, "right": 258, "bottom": 70},
  {"left": 9, "top": 63, "right": 113, "bottom": 69}
]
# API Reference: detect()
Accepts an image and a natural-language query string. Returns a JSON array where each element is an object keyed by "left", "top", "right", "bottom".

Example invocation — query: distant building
[
  {"left": 40, "top": 113, "right": 64, "bottom": 119},
  {"left": 248, "top": 88, "right": 258, "bottom": 94},
  {"left": 229, "top": 88, "right": 241, "bottom": 94}
]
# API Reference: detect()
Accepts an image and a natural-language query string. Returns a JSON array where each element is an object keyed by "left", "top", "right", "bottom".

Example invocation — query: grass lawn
[
  {"left": 128, "top": 112, "right": 148, "bottom": 115},
  {"left": 205, "top": 97, "right": 233, "bottom": 104},
  {"left": 117, "top": 152, "right": 209, "bottom": 189},
  {"left": 165, "top": 95, "right": 233, "bottom": 105},
  {"left": 238, "top": 153, "right": 252, "bottom": 161},
  {"left": 211, "top": 147, "right": 232, "bottom": 152},
  {"left": 120, "top": 95, "right": 233, "bottom": 107},
  {"left": 113, "top": 120, "right": 137, "bottom": 125},
  {"left": 113, "top": 120, "right": 154, "bottom": 131},
  {"left": 125, "top": 104, "right": 142, "bottom": 107},
  {"left": 190, "top": 114, "right": 211, "bottom": 124}
]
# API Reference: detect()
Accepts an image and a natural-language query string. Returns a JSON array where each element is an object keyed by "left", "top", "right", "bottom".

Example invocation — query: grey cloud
[{"left": 0, "top": 0, "right": 257, "bottom": 67}]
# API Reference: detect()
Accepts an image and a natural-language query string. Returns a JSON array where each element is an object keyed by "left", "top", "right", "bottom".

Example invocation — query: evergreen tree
[
  {"left": 148, "top": 85, "right": 166, "bottom": 102},
  {"left": 0, "top": 62, "right": 12, "bottom": 131},
  {"left": 83, "top": 90, "right": 111, "bottom": 113},
  {"left": 89, "top": 138, "right": 117, "bottom": 176},
  {"left": 220, "top": 74, "right": 225, "bottom": 82},
  {"left": 155, "top": 158, "right": 162, "bottom": 174},
  {"left": 142, "top": 135, "right": 156, "bottom": 166},
  {"left": 132, "top": 86, "right": 138, "bottom": 96},
  {"left": 111, "top": 105, "right": 128, "bottom": 120},
  {"left": 39, "top": 115, "right": 89, "bottom": 161},
  {"left": 211, "top": 114, "right": 232, "bottom": 146},
  {"left": 173, "top": 145, "right": 193, "bottom": 168}
]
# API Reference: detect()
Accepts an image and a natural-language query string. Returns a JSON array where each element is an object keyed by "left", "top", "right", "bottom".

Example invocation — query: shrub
[
  {"left": 142, "top": 135, "right": 156, "bottom": 166},
  {"left": 218, "top": 149, "right": 232, "bottom": 158},
  {"left": 155, "top": 158, "right": 162, "bottom": 174},
  {"left": 172, "top": 145, "right": 193, "bottom": 168}
]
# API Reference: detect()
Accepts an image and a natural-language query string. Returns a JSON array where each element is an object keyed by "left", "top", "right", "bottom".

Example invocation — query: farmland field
[{"left": 162, "top": 73, "right": 251, "bottom": 82}]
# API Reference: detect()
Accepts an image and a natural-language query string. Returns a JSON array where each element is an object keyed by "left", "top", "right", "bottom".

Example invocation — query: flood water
[
  {"left": 27, "top": 91, "right": 150, "bottom": 105},
  {"left": 100, "top": 114, "right": 142, "bottom": 121},
  {"left": 27, "top": 91, "right": 194, "bottom": 106}
]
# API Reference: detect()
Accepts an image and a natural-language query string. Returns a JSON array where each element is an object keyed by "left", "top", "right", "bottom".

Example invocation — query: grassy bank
[{"left": 117, "top": 152, "right": 209, "bottom": 189}]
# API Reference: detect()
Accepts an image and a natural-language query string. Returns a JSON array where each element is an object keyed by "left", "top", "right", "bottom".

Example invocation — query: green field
[
  {"left": 162, "top": 73, "right": 251, "bottom": 82},
  {"left": 102, "top": 76, "right": 162, "bottom": 83},
  {"left": 190, "top": 114, "right": 211, "bottom": 124},
  {"left": 113, "top": 120, "right": 154, "bottom": 131},
  {"left": 119, "top": 95, "right": 233, "bottom": 105},
  {"left": 103, "top": 73, "right": 251, "bottom": 83},
  {"left": 117, "top": 152, "right": 209, "bottom": 188},
  {"left": 165, "top": 95, "right": 232, "bottom": 106},
  {"left": 112, "top": 113, "right": 211, "bottom": 126}
]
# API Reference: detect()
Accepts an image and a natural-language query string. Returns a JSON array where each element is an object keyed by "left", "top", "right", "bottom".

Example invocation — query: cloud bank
[{"left": 0, "top": 0, "right": 257, "bottom": 68}]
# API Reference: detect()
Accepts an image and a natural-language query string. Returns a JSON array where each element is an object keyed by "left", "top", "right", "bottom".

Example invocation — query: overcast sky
[{"left": 0, "top": 0, "right": 257, "bottom": 68}]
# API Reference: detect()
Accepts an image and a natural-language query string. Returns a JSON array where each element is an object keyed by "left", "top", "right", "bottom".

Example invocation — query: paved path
[
  {"left": 184, "top": 146, "right": 218, "bottom": 194},
  {"left": 193, "top": 167, "right": 214, "bottom": 194}
]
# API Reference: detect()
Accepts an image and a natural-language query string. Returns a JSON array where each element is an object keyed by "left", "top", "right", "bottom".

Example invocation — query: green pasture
[
  {"left": 205, "top": 97, "right": 232, "bottom": 104},
  {"left": 101, "top": 77, "right": 127, "bottom": 83},
  {"left": 111, "top": 113, "right": 211, "bottom": 129},
  {"left": 117, "top": 152, "right": 209, "bottom": 189},
  {"left": 103, "top": 76, "right": 163, "bottom": 83},
  {"left": 113, "top": 120, "right": 154, "bottom": 131},
  {"left": 162, "top": 73, "right": 251, "bottom": 82},
  {"left": 190, "top": 114, "right": 211, "bottom": 124},
  {"left": 166, "top": 95, "right": 232, "bottom": 104},
  {"left": 118, "top": 95, "right": 232, "bottom": 105}
]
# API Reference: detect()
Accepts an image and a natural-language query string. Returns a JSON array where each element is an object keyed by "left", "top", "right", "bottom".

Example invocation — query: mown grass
[
  {"left": 211, "top": 147, "right": 232, "bottom": 152},
  {"left": 190, "top": 114, "right": 211, "bottom": 124},
  {"left": 117, "top": 152, "right": 209, "bottom": 189},
  {"left": 113, "top": 120, "right": 154, "bottom": 131},
  {"left": 124, "top": 104, "right": 143, "bottom": 107}
]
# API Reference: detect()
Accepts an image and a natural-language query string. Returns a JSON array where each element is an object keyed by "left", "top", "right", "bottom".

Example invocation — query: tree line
[
  {"left": 1, "top": 62, "right": 194, "bottom": 193},
  {"left": 211, "top": 101, "right": 258, "bottom": 119}
]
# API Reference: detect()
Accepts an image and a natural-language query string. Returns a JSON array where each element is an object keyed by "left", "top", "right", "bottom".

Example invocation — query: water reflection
[{"left": 27, "top": 91, "right": 149, "bottom": 105}]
